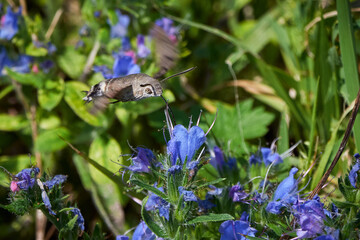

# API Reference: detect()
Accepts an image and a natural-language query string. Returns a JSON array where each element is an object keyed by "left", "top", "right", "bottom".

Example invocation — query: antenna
[{"left": 160, "top": 67, "right": 197, "bottom": 83}]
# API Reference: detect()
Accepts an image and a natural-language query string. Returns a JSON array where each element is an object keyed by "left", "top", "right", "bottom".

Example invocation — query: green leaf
[
  {"left": 0, "top": 114, "right": 28, "bottom": 131},
  {"left": 57, "top": 47, "right": 86, "bottom": 79},
  {"left": 0, "top": 85, "right": 13, "bottom": 101},
  {"left": 64, "top": 81, "right": 106, "bottom": 127},
  {"left": 6, "top": 68, "right": 44, "bottom": 88},
  {"left": 141, "top": 196, "right": 167, "bottom": 238},
  {"left": 202, "top": 100, "right": 274, "bottom": 154},
  {"left": 25, "top": 43, "right": 48, "bottom": 56},
  {"left": 35, "top": 127, "right": 71, "bottom": 152},
  {"left": 337, "top": 0, "right": 360, "bottom": 151},
  {"left": 0, "top": 198, "right": 31, "bottom": 216},
  {"left": 198, "top": 178, "right": 226, "bottom": 188},
  {"left": 187, "top": 213, "right": 234, "bottom": 224},
  {"left": 332, "top": 199, "right": 360, "bottom": 208},
  {"left": 130, "top": 179, "right": 169, "bottom": 201},
  {"left": 38, "top": 77, "right": 65, "bottom": 111}
]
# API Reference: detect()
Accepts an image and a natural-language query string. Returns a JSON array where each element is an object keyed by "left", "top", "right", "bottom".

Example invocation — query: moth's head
[{"left": 83, "top": 81, "right": 107, "bottom": 103}]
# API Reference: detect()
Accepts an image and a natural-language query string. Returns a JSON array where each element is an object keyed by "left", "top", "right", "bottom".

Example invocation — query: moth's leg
[
  {"left": 110, "top": 100, "right": 121, "bottom": 104},
  {"left": 161, "top": 95, "right": 176, "bottom": 125}
]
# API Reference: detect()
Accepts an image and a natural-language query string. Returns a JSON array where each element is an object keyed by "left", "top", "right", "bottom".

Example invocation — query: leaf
[
  {"left": 38, "top": 77, "right": 65, "bottom": 111},
  {"left": 202, "top": 100, "right": 274, "bottom": 154},
  {"left": 187, "top": 213, "right": 234, "bottom": 224},
  {"left": 198, "top": 178, "right": 226, "bottom": 188},
  {"left": 25, "top": 43, "right": 48, "bottom": 56},
  {"left": 6, "top": 68, "right": 44, "bottom": 88},
  {"left": 57, "top": 47, "right": 86, "bottom": 79},
  {"left": 0, "top": 155, "right": 32, "bottom": 185},
  {"left": 141, "top": 196, "right": 167, "bottom": 238},
  {"left": 35, "top": 127, "right": 71, "bottom": 152},
  {"left": 130, "top": 179, "right": 169, "bottom": 201},
  {"left": 0, "top": 114, "right": 28, "bottom": 131},
  {"left": 64, "top": 81, "right": 107, "bottom": 127}
]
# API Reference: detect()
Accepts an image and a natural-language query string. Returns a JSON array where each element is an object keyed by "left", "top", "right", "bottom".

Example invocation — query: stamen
[
  {"left": 196, "top": 109, "right": 203, "bottom": 126},
  {"left": 205, "top": 110, "right": 218, "bottom": 136}
]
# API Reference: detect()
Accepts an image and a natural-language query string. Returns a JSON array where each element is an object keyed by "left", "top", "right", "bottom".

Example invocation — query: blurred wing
[
  {"left": 151, "top": 25, "right": 179, "bottom": 79},
  {"left": 90, "top": 96, "right": 110, "bottom": 114}
]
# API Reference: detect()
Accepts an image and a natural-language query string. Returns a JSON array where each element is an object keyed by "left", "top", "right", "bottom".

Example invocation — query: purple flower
[
  {"left": 145, "top": 187, "right": 170, "bottom": 220},
  {"left": 167, "top": 125, "right": 206, "bottom": 166},
  {"left": 0, "top": 6, "right": 21, "bottom": 40},
  {"left": 349, "top": 153, "right": 360, "bottom": 188},
  {"left": 109, "top": 10, "right": 130, "bottom": 38},
  {"left": 93, "top": 65, "right": 113, "bottom": 79},
  {"left": 10, "top": 54, "right": 32, "bottom": 73},
  {"left": 128, "top": 147, "right": 156, "bottom": 173},
  {"left": 219, "top": 212, "right": 257, "bottom": 240},
  {"left": 79, "top": 25, "right": 90, "bottom": 36},
  {"left": 155, "top": 17, "right": 177, "bottom": 43},
  {"left": 137, "top": 35, "right": 150, "bottom": 58},
  {"left": 265, "top": 201, "right": 286, "bottom": 214},
  {"left": 210, "top": 146, "right": 237, "bottom": 175},
  {"left": 94, "top": 11, "right": 101, "bottom": 18},
  {"left": 197, "top": 195, "right": 216, "bottom": 212},
  {"left": 112, "top": 54, "right": 140, "bottom": 77},
  {"left": 40, "top": 188, "right": 56, "bottom": 215},
  {"left": 14, "top": 167, "right": 40, "bottom": 190},
  {"left": 33, "top": 41, "right": 57, "bottom": 54},
  {"left": 249, "top": 154, "right": 262, "bottom": 165},
  {"left": 40, "top": 60, "right": 54, "bottom": 73},
  {"left": 293, "top": 197, "right": 327, "bottom": 239},
  {"left": 168, "top": 165, "right": 181, "bottom": 174},
  {"left": 44, "top": 175, "right": 67, "bottom": 189},
  {"left": 314, "top": 235, "right": 337, "bottom": 240},
  {"left": 133, "top": 221, "right": 156, "bottom": 240},
  {"left": 71, "top": 208, "right": 85, "bottom": 231},
  {"left": 229, "top": 183, "right": 248, "bottom": 202},
  {"left": 178, "top": 186, "right": 197, "bottom": 202},
  {"left": 207, "top": 185, "right": 223, "bottom": 196}
]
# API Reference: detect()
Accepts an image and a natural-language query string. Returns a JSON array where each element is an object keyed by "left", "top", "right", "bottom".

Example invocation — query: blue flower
[
  {"left": 155, "top": 17, "right": 177, "bottom": 42},
  {"left": 137, "top": 34, "right": 150, "bottom": 58},
  {"left": 71, "top": 208, "right": 85, "bottom": 231},
  {"left": 79, "top": 25, "right": 90, "bottom": 37},
  {"left": 14, "top": 167, "right": 40, "bottom": 190},
  {"left": 115, "top": 235, "right": 129, "bottom": 240},
  {"left": 178, "top": 186, "right": 197, "bottom": 202},
  {"left": 128, "top": 147, "right": 156, "bottom": 173},
  {"left": 33, "top": 41, "right": 57, "bottom": 54},
  {"left": 145, "top": 187, "right": 170, "bottom": 220},
  {"left": 40, "top": 60, "right": 54, "bottom": 73},
  {"left": 109, "top": 10, "right": 130, "bottom": 38},
  {"left": 273, "top": 167, "right": 298, "bottom": 201},
  {"left": 207, "top": 185, "right": 223, "bottom": 196},
  {"left": 168, "top": 165, "right": 181, "bottom": 174},
  {"left": 94, "top": 11, "right": 101, "bottom": 18},
  {"left": 44, "top": 175, "right": 67, "bottom": 189},
  {"left": 249, "top": 154, "right": 262, "bottom": 165},
  {"left": 349, "top": 153, "right": 360, "bottom": 188},
  {"left": 10, "top": 54, "right": 32, "bottom": 73},
  {"left": 219, "top": 212, "right": 257, "bottom": 240},
  {"left": 266, "top": 168, "right": 298, "bottom": 214},
  {"left": 261, "top": 147, "right": 283, "bottom": 166},
  {"left": 0, "top": 6, "right": 21, "bottom": 40},
  {"left": 133, "top": 221, "right": 156, "bottom": 240},
  {"left": 93, "top": 65, "right": 113, "bottom": 79},
  {"left": 210, "top": 146, "right": 237, "bottom": 176},
  {"left": 122, "top": 37, "right": 131, "bottom": 51},
  {"left": 229, "top": 183, "right": 248, "bottom": 202},
  {"left": 112, "top": 54, "right": 140, "bottom": 77},
  {"left": 37, "top": 179, "right": 56, "bottom": 215},
  {"left": 167, "top": 125, "right": 206, "bottom": 166},
  {"left": 197, "top": 194, "right": 216, "bottom": 212}
]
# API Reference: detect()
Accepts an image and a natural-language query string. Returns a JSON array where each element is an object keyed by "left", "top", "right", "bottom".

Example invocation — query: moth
[{"left": 83, "top": 25, "right": 193, "bottom": 111}]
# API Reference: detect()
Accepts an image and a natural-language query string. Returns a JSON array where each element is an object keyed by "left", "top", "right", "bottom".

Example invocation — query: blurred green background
[{"left": 1, "top": 0, "right": 360, "bottom": 239}]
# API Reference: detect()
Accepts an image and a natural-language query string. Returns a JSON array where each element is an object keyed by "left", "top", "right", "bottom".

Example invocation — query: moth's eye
[{"left": 145, "top": 87, "right": 153, "bottom": 94}]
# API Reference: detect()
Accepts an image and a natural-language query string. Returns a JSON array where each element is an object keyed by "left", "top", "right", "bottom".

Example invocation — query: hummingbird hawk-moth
[{"left": 82, "top": 25, "right": 193, "bottom": 111}]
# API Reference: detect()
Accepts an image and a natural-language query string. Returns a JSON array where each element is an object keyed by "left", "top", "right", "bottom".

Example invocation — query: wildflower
[
  {"left": 349, "top": 153, "right": 360, "bottom": 188},
  {"left": 10, "top": 181, "right": 19, "bottom": 192},
  {"left": 219, "top": 212, "right": 257, "bottom": 240},
  {"left": 112, "top": 53, "right": 140, "bottom": 77},
  {"left": 79, "top": 25, "right": 90, "bottom": 37},
  {"left": 128, "top": 147, "right": 156, "bottom": 173},
  {"left": 109, "top": 10, "right": 130, "bottom": 38},
  {"left": 178, "top": 186, "right": 197, "bottom": 202},
  {"left": 168, "top": 165, "right": 181, "bottom": 174},
  {"left": 94, "top": 11, "right": 101, "bottom": 18},
  {"left": 197, "top": 194, "right": 216, "bottom": 212},
  {"left": 14, "top": 167, "right": 40, "bottom": 190},
  {"left": 40, "top": 60, "right": 54, "bottom": 73},
  {"left": 145, "top": 187, "right": 170, "bottom": 220},
  {"left": 116, "top": 236, "right": 129, "bottom": 240},
  {"left": 266, "top": 167, "right": 299, "bottom": 214},
  {"left": 207, "top": 185, "right": 223, "bottom": 196},
  {"left": 44, "top": 175, "right": 67, "bottom": 189},
  {"left": 167, "top": 124, "right": 206, "bottom": 166},
  {"left": 93, "top": 65, "right": 113, "bottom": 79},
  {"left": 133, "top": 221, "right": 157, "bottom": 240},
  {"left": 122, "top": 37, "right": 131, "bottom": 51},
  {"left": 10, "top": 54, "right": 32, "bottom": 73},
  {"left": 71, "top": 208, "right": 85, "bottom": 231},
  {"left": 155, "top": 17, "right": 177, "bottom": 43},
  {"left": 37, "top": 179, "right": 56, "bottom": 215},
  {"left": 33, "top": 40, "right": 57, "bottom": 54},
  {"left": 0, "top": 6, "right": 21, "bottom": 40},
  {"left": 210, "top": 146, "right": 237, "bottom": 176},
  {"left": 293, "top": 196, "right": 327, "bottom": 239},
  {"left": 229, "top": 183, "right": 248, "bottom": 202},
  {"left": 137, "top": 35, "right": 150, "bottom": 58},
  {"left": 249, "top": 154, "right": 262, "bottom": 165}
]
